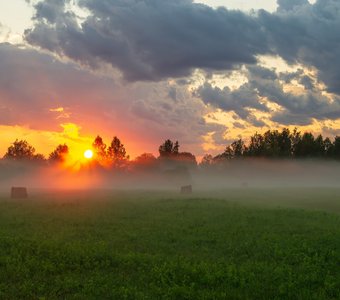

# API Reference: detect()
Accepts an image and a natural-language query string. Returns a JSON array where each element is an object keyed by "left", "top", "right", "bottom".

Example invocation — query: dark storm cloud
[
  {"left": 25, "top": 0, "right": 269, "bottom": 81},
  {"left": 197, "top": 82, "right": 268, "bottom": 118},
  {"left": 25, "top": 0, "right": 340, "bottom": 96},
  {"left": 261, "top": 0, "right": 340, "bottom": 94},
  {"left": 196, "top": 81, "right": 268, "bottom": 127},
  {"left": 247, "top": 115, "right": 267, "bottom": 127},
  {"left": 34, "top": 0, "right": 68, "bottom": 23},
  {"left": 279, "top": 69, "right": 304, "bottom": 84},
  {"left": 197, "top": 63, "right": 340, "bottom": 126},
  {"left": 299, "top": 75, "right": 315, "bottom": 90},
  {"left": 247, "top": 65, "right": 277, "bottom": 81},
  {"left": 271, "top": 111, "right": 312, "bottom": 126},
  {"left": 246, "top": 65, "right": 340, "bottom": 125}
]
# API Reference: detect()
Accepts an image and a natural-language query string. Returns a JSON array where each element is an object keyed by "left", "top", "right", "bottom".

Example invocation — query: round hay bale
[{"left": 11, "top": 187, "right": 28, "bottom": 199}]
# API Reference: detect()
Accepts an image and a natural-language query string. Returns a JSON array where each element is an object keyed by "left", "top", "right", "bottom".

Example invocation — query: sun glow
[{"left": 84, "top": 149, "right": 93, "bottom": 159}]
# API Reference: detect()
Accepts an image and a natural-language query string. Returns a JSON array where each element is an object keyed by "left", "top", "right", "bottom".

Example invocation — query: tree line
[
  {"left": 0, "top": 135, "right": 196, "bottom": 169},
  {"left": 2, "top": 128, "right": 340, "bottom": 169},
  {"left": 207, "top": 128, "right": 340, "bottom": 162}
]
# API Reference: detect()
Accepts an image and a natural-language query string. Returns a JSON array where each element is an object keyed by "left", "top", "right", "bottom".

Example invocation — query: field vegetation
[{"left": 0, "top": 188, "right": 340, "bottom": 299}]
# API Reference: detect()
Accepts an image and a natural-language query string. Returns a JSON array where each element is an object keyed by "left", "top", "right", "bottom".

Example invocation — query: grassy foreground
[{"left": 0, "top": 189, "right": 340, "bottom": 299}]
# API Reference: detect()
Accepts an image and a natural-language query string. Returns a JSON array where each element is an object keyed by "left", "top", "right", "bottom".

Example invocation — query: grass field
[{"left": 0, "top": 188, "right": 340, "bottom": 299}]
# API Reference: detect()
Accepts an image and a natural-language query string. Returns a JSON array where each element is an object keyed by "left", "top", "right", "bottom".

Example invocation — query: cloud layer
[
  {"left": 25, "top": 0, "right": 269, "bottom": 81},
  {"left": 2, "top": 0, "right": 340, "bottom": 156},
  {"left": 25, "top": 0, "right": 340, "bottom": 95}
]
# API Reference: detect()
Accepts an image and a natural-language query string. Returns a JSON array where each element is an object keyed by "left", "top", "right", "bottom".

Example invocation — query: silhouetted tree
[
  {"left": 231, "top": 139, "right": 245, "bottom": 157},
  {"left": 290, "top": 128, "right": 302, "bottom": 156},
  {"left": 107, "top": 136, "right": 129, "bottom": 167},
  {"left": 278, "top": 128, "right": 292, "bottom": 157},
  {"left": 213, "top": 139, "right": 246, "bottom": 162},
  {"left": 314, "top": 134, "right": 326, "bottom": 157},
  {"left": 49, "top": 144, "right": 69, "bottom": 162},
  {"left": 158, "top": 139, "right": 179, "bottom": 158},
  {"left": 332, "top": 136, "right": 340, "bottom": 158},
  {"left": 92, "top": 135, "right": 107, "bottom": 162},
  {"left": 294, "top": 132, "right": 316, "bottom": 157},
  {"left": 259, "top": 129, "right": 292, "bottom": 157},
  {"left": 324, "top": 137, "right": 333, "bottom": 157},
  {"left": 245, "top": 133, "right": 265, "bottom": 157},
  {"left": 4, "top": 139, "right": 36, "bottom": 160}
]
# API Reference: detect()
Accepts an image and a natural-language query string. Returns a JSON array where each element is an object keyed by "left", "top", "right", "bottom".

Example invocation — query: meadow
[{"left": 0, "top": 188, "right": 340, "bottom": 299}]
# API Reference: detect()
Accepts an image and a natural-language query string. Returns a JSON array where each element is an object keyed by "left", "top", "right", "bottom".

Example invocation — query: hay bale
[
  {"left": 11, "top": 187, "right": 28, "bottom": 199},
  {"left": 180, "top": 185, "right": 192, "bottom": 194}
]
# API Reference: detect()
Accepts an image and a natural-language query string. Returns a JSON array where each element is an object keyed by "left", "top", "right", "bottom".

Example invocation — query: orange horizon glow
[{"left": 0, "top": 123, "right": 150, "bottom": 161}]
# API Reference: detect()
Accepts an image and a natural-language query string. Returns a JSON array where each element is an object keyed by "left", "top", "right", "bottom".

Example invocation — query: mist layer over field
[
  {"left": 1, "top": 158, "right": 340, "bottom": 298},
  {"left": 1, "top": 159, "right": 340, "bottom": 194}
]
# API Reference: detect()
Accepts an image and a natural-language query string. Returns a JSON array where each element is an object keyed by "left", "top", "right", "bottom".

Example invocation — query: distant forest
[{"left": 2, "top": 128, "right": 340, "bottom": 170}]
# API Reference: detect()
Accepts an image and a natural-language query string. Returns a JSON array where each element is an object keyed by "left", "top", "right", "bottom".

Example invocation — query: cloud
[
  {"left": 261, "top": 0, "right": 340, "bottom": 94},
  {"left": 246, "top": 65, "right": 340, "bottom": 125},
  {"left": 34, "top": 0, "right": 68, "bottom": 23},
  {"left": 277, "top": 0, "right": 309, "bottom": 11},
  {"left": 196, "top": 81, "right": 268, "bottom": 122},
  {"left": 0, "top": 42, "right": 121, "bottom": 131},
  {"left": 24, "top": 0, "right": 340, "bottom": 97},
  {"left": 196, "top": 63, "right": 340, "bottom": 127},
  {"left": 299, "top": 75, "right": 315, "bottom": 90},
  {"left": 25, "top": 0, "right": 269, "bottom": 81}
]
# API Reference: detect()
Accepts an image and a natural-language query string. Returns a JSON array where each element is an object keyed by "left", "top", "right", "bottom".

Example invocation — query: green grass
[{"left": 0, "top": 189, "right": 340, "bottom": 299}]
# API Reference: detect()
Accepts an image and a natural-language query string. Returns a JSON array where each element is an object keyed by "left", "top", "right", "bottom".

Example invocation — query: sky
[{"left": 0, "top": 0, "right": 339, "bottom": 160}]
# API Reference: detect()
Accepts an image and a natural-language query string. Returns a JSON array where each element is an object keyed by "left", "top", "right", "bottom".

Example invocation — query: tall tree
[
  {"left": 332, "top": 136, "right": 340, "bottom": 158},
  {"left": 158, "top": 139, "right": 179, "bottom": 158},
  {"left": 107, "top": 136, "right": 129, "bottom": 166},
  {"left": 92, "top": 135, "right": 107, "bottom": 162},
  {"left": 294, "top": 132, "right": 316, "bottom": 157},
  {"left": 217, "top": 139, "right": 246, "bottom": 161},
  {"left": 290, "top": 128, "right": 302, "bottom": 156},
  {"left": 314, "top": 134, "right": 326, "bottom": 157},
  {"left": 245, "top": 133, "right": 265, "bottom": 157},
  {"left": 231, "top": 139, "right": 245, "bottom": 157},
  {"left": 49, "top": 144, "right": 69, "bottom": 162},
  {"left": 278, "top": 128, "right": 292, "bottom": 157},
  {"left": 4, "top": 139, "right": 36, "bottom": 160},
  {"left": 324, "top": 137, "right": 333, "bottom": 157}
]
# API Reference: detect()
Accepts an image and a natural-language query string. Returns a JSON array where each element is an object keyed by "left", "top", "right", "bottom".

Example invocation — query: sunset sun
[{"left": 84, "top": 149, "right": 93, "bottom": 159}]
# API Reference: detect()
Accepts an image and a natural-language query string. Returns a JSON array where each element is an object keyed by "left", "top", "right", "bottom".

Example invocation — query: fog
[{"left": 1, "top": 159, "right": 340, "bottom": 197}]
